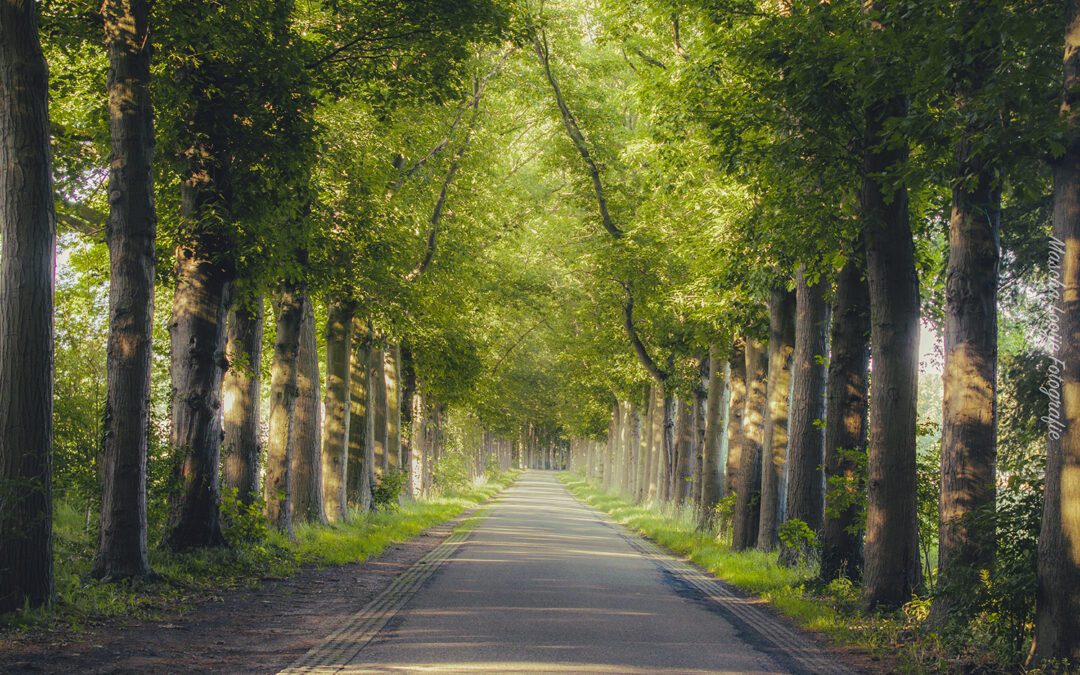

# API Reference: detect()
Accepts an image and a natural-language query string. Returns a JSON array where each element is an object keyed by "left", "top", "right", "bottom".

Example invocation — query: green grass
[{"left": 2, "top": 470, "right": 520, "bottom": 635}]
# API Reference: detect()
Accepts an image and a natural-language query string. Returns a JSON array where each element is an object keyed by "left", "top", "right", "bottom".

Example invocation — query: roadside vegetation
[{"left": 2, "top": 467, "right": 518, "bottom": 635}]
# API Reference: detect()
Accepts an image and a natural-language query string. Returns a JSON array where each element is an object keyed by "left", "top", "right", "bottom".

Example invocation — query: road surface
[{"left": 282, "top": 471, "right": 856, "bottom": 674}]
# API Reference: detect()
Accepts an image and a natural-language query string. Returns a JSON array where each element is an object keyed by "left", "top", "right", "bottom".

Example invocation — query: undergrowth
[{"left": 1, "top": 469, "right": 519, "bottom": 635}]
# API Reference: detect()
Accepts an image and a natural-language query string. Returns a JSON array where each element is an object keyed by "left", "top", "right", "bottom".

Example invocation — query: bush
[{"left": 373, "top": 469, "right": 409, "bottom": 511}]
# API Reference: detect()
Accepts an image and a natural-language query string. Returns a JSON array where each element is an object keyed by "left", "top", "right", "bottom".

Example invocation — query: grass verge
[
  {"left": 1, "top": 470, "right": 520, "bottom": 635},
  {"left": 559, "top": 473, "right": 926, "bottom": 671}
]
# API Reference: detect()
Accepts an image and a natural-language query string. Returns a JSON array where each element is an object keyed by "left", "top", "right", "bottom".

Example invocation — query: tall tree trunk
[
  {"left": 758, "top": 285, "right": 796, "bottom": 550},
  {"left": 321, "top": 299, "right": 353, "bottom": 522},
  {"left": 365, "top": 347, "right": 380, "bottom": 506},
  {"left": 0, "top": 0, "right": 55, "bottom": 612},
  {"left": 166, "top": 246, "right": 230, "bottom": 551},
  {"left": 660, "top": 394, "right": 676, "bottom": 502},
  {"left": 222, "top": 296, "right": 263, "bottom": 506},
  {"left": 861, "top": 90, "right": 922, "bottom": 610},
  {"left": 346, "top": 318, "right": 369, "bottom": 510},
  {"left": 700, "top": 344, "right": 727, "bottom": 529},
  {"left": 164, "top": 57, "right": 234, "bottom": 553},
  {"left": 785, "top": 269, "right": 831, "bottom": 536},
  {"left": 725, "top": 342, "right": 748, "bottom": 498},
  {"left": 1031, "top": 0, "right": 1080, "bottom": 660},
  {"left": 291, "top": 297, "right": 324, "bottom": 524},
  {"left": 93, "top": 0, "right": 155, "bottom": 580},
  {"left": 386, "top": 347, "right": 401, "bottom": 471},
  {"left": 264, "top": 283, "right": 304, "bottom": 535},
  {"left": 673, "top": 397, "right": 694, "bottom": 504},
  {"left": 933, "top": 1, "right": 1002, "bottom": 620},
  {"left": 371, "top": 348, "right": 387, "bottom": 474},
  {"left": 644, "top": 385, "right": 658, "bottom": 500},
  {"left": 733, "top": 340, "right": 767, "bottom": 551},
  {"left": 820, "top": 257, "right": 871, "bottom": 583},
  {"left": 399, "top": 345, "right": 418, "bottom": 497}
]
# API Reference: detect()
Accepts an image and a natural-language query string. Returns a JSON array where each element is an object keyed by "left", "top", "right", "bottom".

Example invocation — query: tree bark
[
  {"left": 222, "top": 296, "right": 263, "bottom": 506},
  {"left": 758, "top": 285, "right": 796, "bottom": 550},
  {"left": 700, "top": 344, "right": 727, "bottom": 528},
  {"left": 321, "top": 299, "right": 353, "bottom": 521},
  {"left": 0, "top": 0, "right": 56, "bottom": 612},
  {"left": 1031, "top": 0, "right": 1080, "bottom": 660},
  {"left": 291, "top": 296, "right": 324, "bottom": 524},
  {"left": 733, "top": 340, "right": 767, "bottom": 551},
  {"left": 784, "top": 269, "right": 831, "bottom": 535},
  {"left": 673, "top": 397, "right": 694, "bottom": 504},
  {"left": 725, "top": 342, "right": 748, "bottom": 499},
  {"left": 372, "top": 348, "right": 387, "bottom": 474},
  {"left": 365, "top": 347, "right": 380, "bottom": 506},
  {"left": 861, "top": 89, "right": 923, "bottom": 610},
  {"left": 346, "top": 317, "right": 370, "bottom": 510},
  {"left": 820, "top": 257, "right": 870, "bottom": 583},
  {"left": 932, "top": 0, "right": 1002, "bottom": 620},
  {"left": 264, "top": 283, "right": 304, "bottom": 535},
  {"left": 93, "top": 0, "right": 155, "bottom": 580}
]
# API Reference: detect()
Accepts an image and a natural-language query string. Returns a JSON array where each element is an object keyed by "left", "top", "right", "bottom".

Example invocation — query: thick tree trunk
[
  {"left": 264, "top": 283, "right": 304, "bottom": 535},
  {"left": 725, "top": 342, "right": 748, "bottom": 498},
  {"left": 222, "top": 296, "right": 263, "bottom": 506},
  {"left": 166, "top": 246, "right": 230, "bottom": 551},
  {"left": 291, "top": 297, "right": 324, "bottom": 524},
  {"left": 93, "top": 0, "right": 155, "bottom": 580},
  {"left": 758, "top": 285, "right": 796, "bottom": 550},
  {"left": 0, "top": 0, "right": 56, "bottom": 612},
  {"left": 733, "top": 340, "right": 767, "bottom": 551},
  {"left": 861, "top": 91, "right": 923, "bottom": 610},
  {"left": 346, "top": 318, "right": 369, "bottom": 510},
  {"left": 820, "top": 258, "right": 870, "bottom": 583},
  {"left": 784, "top": 270, "right": 831, "bottom": 535},
  {"left": 1031, "top": 0, "right": 1080, "bottom": 660},
  {"left": 321, "top": 299, "right": 353, "bottom": 521},
  {"left": 933, "top": 4, "right": 1002, "bottom": 619},
  {"left": 700, "top": 345, "right": 727, "bottom": 528}
]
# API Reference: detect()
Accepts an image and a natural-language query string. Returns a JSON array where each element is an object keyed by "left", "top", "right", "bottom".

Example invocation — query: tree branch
[
  {"left": 533, "top": 29, "right": 623, "bottom": 239},
  {"left": 622, "top": 289, "right": 668, "bottom": 383}
]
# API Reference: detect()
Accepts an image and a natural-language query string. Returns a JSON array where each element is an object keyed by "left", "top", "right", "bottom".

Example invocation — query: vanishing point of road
[{"left": 282, "top": 471, "right": 858, "bottom": 674}]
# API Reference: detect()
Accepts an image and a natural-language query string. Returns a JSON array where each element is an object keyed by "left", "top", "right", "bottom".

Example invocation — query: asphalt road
[{"left": 286, "top": 471, "right": 855, "bottom": 674}]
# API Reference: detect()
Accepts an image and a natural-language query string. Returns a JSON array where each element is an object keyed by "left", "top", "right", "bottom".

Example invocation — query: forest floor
[{"left": 0, "top": 504, "right": 486, "bottom": 674}]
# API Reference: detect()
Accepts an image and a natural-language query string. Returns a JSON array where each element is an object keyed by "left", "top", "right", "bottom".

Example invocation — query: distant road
[{"left": 283, "top": 470, "right": 858, "bottom": 674}]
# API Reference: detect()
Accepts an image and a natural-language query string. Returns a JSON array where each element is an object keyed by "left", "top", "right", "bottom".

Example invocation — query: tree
[
  {"left": 757, "top": 284, "right": 795, "bottom": 550},
  {"left": 92, "top": 0, "right": 155, "bottom": 580},
  {"left": 0, "top": 0, "right": 56, "bottom": 613},
  {"left": 1031, "top": 0, "right": 1080, "bottom": 661},
  {"left": 733, "top": 340, "right": 767, "bottom": 551},
  {"left": 223, "top": 296, "right": 264, "bottom": 506}
]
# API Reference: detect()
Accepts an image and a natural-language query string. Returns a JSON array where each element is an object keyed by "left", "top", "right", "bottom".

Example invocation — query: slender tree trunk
[
  {"left": 820, "top": 257, "right": 871, "bottom": 583},
  {"left": 93, "top": 0, "right": 155, "bottom": 580},
  {"left": 321, "top": 299, "right": 353, "bottom": 521},
  {"left": 758, "top": 285, "right": 796, "bottom": 550},
  {"left": 725, "top": 342, "right": 748, "bottom": 498},
  {"left": 644, "top": 385, "right": 657, "bottom": 500},
  {"left": 386, "top": 347, "right": 401, "bottom": 471},
  {"left": 861, "top": 90, "right": 922, "bottom": 610},
  {"left": 700, "top": 345, "right": 727, "bottom": 528},
  {"left": 264, "top": 283, "right": 304, "bottom": 535},
  {"left": 0, "top": 0, "right": 56, "bottom": 612},
  {"left": 399, "top": 346, "right": 418, "bottom": 497},
  {"left": 222, "top": 296, "right": 263, "bottom": 506},
  {"left": 785, "top": 269, "right": 831, "bottom": 535},
  {"left": 364, "top": 347, "right": 379, "bottom": 506},
  {"left": 291, "top": 297, "right": 325, "bottom": 524},
  {"left": 674, "top": 398, "right": 694, "bottom": 504},
  {"left": 733, "top": 340, "right": 767, "bottom": 551},
  {"left": 346, "top": 318, "right": 369, "bottom": 510},
  {"left": 371, "top": 348, "right": 387, "bottom": 474},
  {"left": 661, "top": 394, "right": 675, "bottom": 502},
  {"left": 933, "top": 2, "right": 1002, "bottom": 620},
  {"left": 1031, "top": 0, "right": 1080, "bottom": 660}
]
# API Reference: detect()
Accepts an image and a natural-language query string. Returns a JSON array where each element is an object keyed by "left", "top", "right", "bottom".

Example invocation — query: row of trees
[{"left": 1, "top": 0, "right": 1077, "bottom": 668}]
